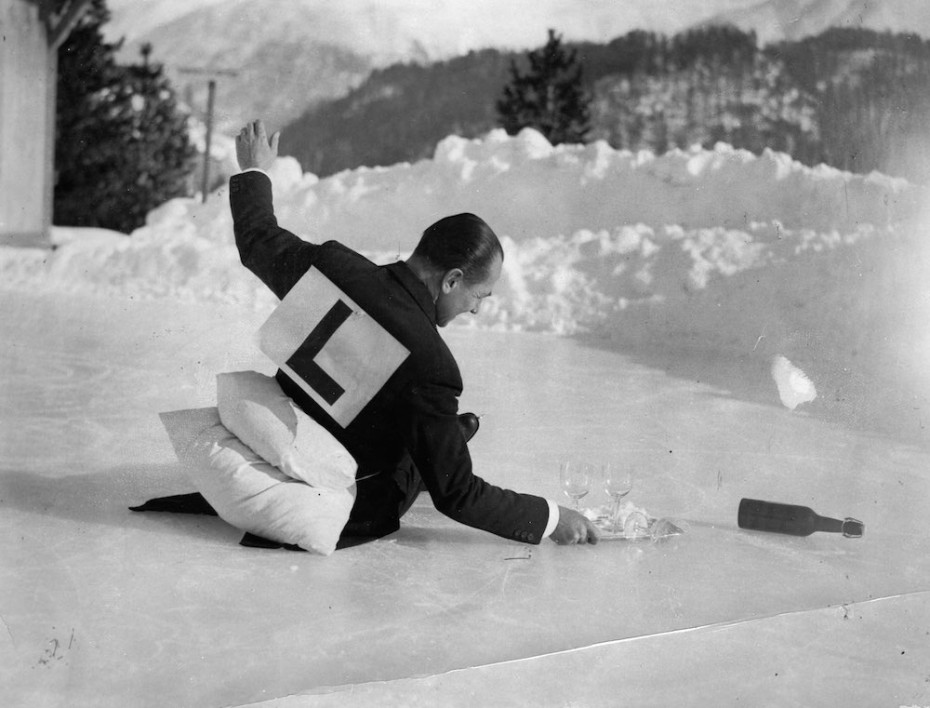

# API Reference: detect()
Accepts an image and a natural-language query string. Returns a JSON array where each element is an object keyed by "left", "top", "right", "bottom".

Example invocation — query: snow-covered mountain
[
  {"left": 106, "top": 0, "right": 930, "bottom": 62},
  {"left": 104, "top": 0, "right": 737, "bottom": 61},
  {"left": 704, "top": 0, "right": 930, "bottom": 43},
  {"left": 104, "top": 0, "right": 930, "bottom": 134}
]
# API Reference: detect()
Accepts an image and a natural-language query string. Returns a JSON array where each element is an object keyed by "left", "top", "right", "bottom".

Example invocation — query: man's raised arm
[{"left": 229, "top": 119, "right": 314, "bottom": 299}]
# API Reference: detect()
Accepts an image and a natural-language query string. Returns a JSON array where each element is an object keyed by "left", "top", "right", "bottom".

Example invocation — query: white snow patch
[{"left": 771, "top": 355, "right": 817, "bottom": 410}]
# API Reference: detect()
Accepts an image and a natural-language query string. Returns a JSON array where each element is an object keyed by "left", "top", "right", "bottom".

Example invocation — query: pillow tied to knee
[
  {"left": 216, "top": 370, "right": 356, "bottom": 490},
  {"left": 158, "top": 371, "right": 358, "bottom": 555}
]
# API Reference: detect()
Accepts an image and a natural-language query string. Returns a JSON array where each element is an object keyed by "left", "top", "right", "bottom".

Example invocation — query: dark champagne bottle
[{"left": 738, "top": 498, "right": 864, "bottom": 538}]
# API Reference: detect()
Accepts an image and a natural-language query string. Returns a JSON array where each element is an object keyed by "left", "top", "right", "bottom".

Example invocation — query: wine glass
[
  {"left": 559, "top": 460, "right": 593, "bottom": 511},
  {"left": 602, "top": 463, "right": 633, "bottom": 532}
]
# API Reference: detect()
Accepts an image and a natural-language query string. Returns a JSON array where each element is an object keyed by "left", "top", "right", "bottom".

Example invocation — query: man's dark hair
[{"left": 412, "top": 213, "right": 504, "bottom": 284}]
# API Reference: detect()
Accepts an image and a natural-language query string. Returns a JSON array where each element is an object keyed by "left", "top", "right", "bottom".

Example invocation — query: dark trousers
[{"left": 340, "top": 453, "right": 423, "bottom": 542}]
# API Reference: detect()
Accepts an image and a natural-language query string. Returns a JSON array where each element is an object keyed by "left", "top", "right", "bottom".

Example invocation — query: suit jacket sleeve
[
  {"left": 229, "top": 171, "right": 316, "bottom": 299},
  {"left": 406, "top": 380, "right": 551, "bottom": 545}
]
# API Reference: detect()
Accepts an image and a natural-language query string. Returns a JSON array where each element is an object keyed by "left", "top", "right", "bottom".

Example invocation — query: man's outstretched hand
[
  {"left": 551, "top": 505, "right": 600, "bottom": 545},
  {"left": 236, "top": 119, "right": 279, "bottom": 172}
]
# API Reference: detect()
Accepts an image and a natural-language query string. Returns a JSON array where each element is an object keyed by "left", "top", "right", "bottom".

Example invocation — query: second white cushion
[{"left": 216, "top": 370, "right": 356, "bottom": 490}]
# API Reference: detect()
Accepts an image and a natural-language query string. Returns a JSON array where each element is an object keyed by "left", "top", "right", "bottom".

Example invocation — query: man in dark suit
[{"left": 232, "top": 119, "right": 598, "bottom": 547}]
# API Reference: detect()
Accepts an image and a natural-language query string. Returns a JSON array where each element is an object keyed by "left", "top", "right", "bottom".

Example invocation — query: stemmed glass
[
  {"left": 602, "top": 463, "right": 633, "bottom": 532},
  {"left": 559, "top": 460, "right": 593, "bottom": 511}
]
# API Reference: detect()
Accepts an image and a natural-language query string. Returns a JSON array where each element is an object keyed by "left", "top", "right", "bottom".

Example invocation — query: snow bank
[{"left": 2, "top": 128, "right": 929, "bottom": 419}]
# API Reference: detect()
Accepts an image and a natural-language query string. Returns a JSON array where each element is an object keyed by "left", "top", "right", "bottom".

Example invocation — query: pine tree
[
  {"left": 496, "top": 29, "right": 591, "bottom": 145},
  {"left": 54, "top": 0, "right": 195, "bottom": 234}
]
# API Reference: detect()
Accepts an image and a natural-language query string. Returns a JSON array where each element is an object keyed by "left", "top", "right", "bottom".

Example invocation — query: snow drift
[{"left": 2, "top": 128, "right": 929, "bottom": 430}]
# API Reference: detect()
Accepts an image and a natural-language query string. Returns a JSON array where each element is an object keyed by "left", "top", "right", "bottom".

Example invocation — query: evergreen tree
[
  {"left": 496, "top": 29, "right": 591, "bottom": 145},
  {"left": 54, "top": 0, "right": 195, "bottom": 234}
]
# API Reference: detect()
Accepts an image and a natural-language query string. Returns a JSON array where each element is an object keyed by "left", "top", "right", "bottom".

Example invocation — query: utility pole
[{"left": 177, "top": 66, "right": 238, "bottom": 202}]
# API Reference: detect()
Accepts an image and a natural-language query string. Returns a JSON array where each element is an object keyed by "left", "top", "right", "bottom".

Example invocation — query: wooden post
[
  {"left": 201, "top": 79, "right": 216, "bottom": 203},
  {"left": 43, "top": 32, "right": 57, "bottom": 244},
  {"left": 177, "top": 67, "right": 238, "bottom": 202}
]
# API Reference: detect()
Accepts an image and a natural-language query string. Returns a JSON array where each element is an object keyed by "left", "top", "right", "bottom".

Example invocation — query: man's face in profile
[{"left": 435, "top": 253, "right": 502, "bottom": 327}]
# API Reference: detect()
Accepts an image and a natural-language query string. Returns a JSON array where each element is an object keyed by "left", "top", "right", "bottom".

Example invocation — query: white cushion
[
  {"left": 216, "top": 370, "right": 356, "bottom": 490},
  {"left": 159, "top": 407, "right": 355, "bottom": 556}
]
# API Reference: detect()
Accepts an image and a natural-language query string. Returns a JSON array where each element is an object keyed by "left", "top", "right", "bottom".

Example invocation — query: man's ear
[{"left": 441, "top": 268, "right": 465, "bottom": 294}]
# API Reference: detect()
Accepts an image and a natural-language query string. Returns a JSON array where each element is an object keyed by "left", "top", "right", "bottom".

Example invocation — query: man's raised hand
[{"left": 236, "top": 119, "right": 280, "bottom": 172}]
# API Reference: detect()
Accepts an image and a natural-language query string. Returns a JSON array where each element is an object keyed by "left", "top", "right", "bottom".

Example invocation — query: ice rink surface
[{"left": 2, "top": 290, "right": 929, "bottom": 707}]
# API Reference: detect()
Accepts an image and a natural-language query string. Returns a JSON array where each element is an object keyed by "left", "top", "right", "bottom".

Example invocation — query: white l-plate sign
[{"left": 257, "top": 267, "right": 410, "bottom": 428}]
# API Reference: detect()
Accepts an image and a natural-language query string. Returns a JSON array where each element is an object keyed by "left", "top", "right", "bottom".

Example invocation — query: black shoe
[
  {"left": 129, "top": 492, "right": 217, "bottom": 516},
  {"left": 458, "top": 412, "right": 480, "bottom": 443}
]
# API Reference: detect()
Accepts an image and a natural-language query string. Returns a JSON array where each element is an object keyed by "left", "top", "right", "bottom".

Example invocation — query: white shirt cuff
[
  {"left": 238, "top": 167, "right": 269, "bottom": 178},
  {"left": 543, "top": 498, "right": 560, "bottom": 538}
]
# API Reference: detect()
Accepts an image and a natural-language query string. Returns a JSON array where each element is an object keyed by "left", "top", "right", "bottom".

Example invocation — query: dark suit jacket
[{"left": 229, "top": 171, "right": 549, "bottom": 544}]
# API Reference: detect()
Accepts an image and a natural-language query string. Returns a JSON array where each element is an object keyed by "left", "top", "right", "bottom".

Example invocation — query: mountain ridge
[
  {"left": 278, "top": 25, "right": 930, "bottom": 185},
  {"left": 102, "top": 0, "right": 930, "bottom": 150},
  {"left": 703, "top": 0, "right": 930, "bottom": 42}
]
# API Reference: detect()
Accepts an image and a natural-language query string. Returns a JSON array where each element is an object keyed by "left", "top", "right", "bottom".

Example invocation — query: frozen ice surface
[{"left": 2, "top": 290, "right": 929, "bottom": 707}]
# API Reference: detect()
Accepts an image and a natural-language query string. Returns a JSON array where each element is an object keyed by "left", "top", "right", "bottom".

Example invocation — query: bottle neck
[
  {"left": 814, "top": 515, "right": 844, "bottom": 533},
  {"left": 815, "top": 515, "right": 865, "bottom": 537}
]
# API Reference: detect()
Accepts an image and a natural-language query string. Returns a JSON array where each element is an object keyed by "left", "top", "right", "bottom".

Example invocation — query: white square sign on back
[{"left": 257, "top": 267, "right": 410, "bottom": 428}]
